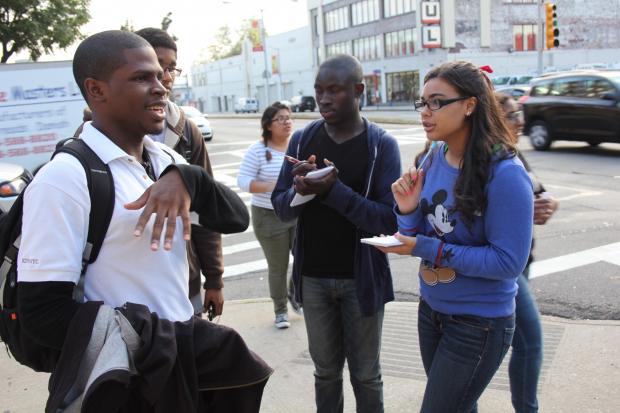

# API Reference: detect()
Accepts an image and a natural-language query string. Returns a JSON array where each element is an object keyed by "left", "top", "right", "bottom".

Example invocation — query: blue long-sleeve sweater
[{"left": 397, "top": 143, "right": 533, "bottom": 317}]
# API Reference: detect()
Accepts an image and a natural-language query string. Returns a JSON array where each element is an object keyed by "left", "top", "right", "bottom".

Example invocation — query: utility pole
[
  {"left": 260, "top": 9, "right": 270, "bottom": 109},
  {"left": 537, "top": 0, "right": 544, "bottom": 75}
]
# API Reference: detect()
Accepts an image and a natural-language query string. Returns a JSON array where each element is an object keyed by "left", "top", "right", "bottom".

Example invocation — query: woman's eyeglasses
[
  {"left": 272, "top": 116, "right": 292, "bottom": 124},
  {"left": 414, "top": 96, "right": 470, "bottom": 112}
]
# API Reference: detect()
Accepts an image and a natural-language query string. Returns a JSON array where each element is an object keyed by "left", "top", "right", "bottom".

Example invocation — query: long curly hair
[
  {"left": 260, "top": 101, "right": 291, "bottom": 161},
  {"left": 423, "top": 61, "right": 517, "bottom": 226}
]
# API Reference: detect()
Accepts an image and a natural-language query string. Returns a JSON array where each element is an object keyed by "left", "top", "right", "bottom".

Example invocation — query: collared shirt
[{"left": 18, "top": 122, "right": 194, "bottom": 321}]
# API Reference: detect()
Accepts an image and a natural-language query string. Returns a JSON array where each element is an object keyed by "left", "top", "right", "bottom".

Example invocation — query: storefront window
[
  {"left": 364, "top": 74, "right": 382, "bottom": 105},
  {"left": 386, "top": 71, "right": 419, "bottom": 103}
]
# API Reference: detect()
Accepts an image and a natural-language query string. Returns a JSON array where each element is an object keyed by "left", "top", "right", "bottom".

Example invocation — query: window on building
[
  {"left": 386, "top": 70, "right": 420, "bottom": 103},
  {"left": 353, "top": 35, "right": 382, "bottom": 61},
  {"left": 384, "top": 28, "right": 415, "bottom": 58},
  {"left": 326, "top": 41, "right": 352, "bottom": 57},
  {"left": 384, "top": 0, "right": 415, "bottom": 18},
  {"left": 513, "top": 24, "right": 538, "bottom": 51},
  {"left": 325, "top": 7, "right": 349, "bottom": 32},
  {"left": 352, "top": 0, "right": 380, "bottom": 26}
]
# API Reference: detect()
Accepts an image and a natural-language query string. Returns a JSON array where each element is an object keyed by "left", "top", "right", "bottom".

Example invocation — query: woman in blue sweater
[{"left": 377, "top": 61, "right": 533, "bottom": 412}]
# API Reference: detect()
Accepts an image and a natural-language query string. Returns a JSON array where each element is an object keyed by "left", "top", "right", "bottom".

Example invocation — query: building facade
[
  {"left": 191, "top": 27, "right": 315, "bottom": 113},
  {"left": 191, "top": 0, "right": 620, "bottom": 112},
  {"left": 308, "top": 0, "right": 620, "bottom": 105}
]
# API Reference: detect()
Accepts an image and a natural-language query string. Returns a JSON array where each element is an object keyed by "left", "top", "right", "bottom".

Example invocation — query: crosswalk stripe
[
  {"left": 223, "top": 240, "right": 261, "bottom": 255},
  {"left": 223, "top": 255, "right": 293, "bottom": 278}
]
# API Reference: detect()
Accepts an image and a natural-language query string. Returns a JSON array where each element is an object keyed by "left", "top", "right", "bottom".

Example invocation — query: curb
[{"left": 208, "top": 113, "right": 421, "bottom": 125}]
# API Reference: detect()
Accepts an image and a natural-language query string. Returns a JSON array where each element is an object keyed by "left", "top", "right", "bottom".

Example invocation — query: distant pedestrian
[
  {"left": 496, "top": 91, "right": 558, "bottom": 413},
  {"left": 272, "top": 54, "right": 401, "bottom": 413},
  {"left": 237, "top": 102, "right": 300, "bottom": 329},
  {"left": 375, "top": 61, "right": 533, "bottom": 413}
]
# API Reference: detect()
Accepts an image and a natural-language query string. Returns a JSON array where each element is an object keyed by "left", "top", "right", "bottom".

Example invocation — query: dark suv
[
  {"left": 290, "top": 95, "right": 316, "bottom": 112},
  {"left": 522, "top": 70, "right": 620, "bottom": 150}
]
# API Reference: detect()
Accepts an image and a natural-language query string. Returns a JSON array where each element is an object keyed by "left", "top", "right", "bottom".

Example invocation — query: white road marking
[
  {"left": 223, "top": 240, "right": 261, "bottom": 255},
  {"left": 529, "top": 242, "right": 620, "bottom": 279},
  {"left": 206, "top": 139, "right": 258, "bottom": 148},
  {"left": 544, "top": 183, "right": 602, "bottom": 201},
  {"left": 212, "top": 161, "right": 241, "bottom": 169},
  {"left": 223, "top": 255, "right": 293, "bottom": 278}
]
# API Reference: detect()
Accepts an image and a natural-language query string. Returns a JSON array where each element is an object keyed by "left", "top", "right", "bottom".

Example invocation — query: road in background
[{"left": 206, "top": 116, "right": 620, "bottom": 320}]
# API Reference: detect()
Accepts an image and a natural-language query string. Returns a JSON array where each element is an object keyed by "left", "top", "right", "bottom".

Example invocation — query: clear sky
[{"left": 12, "top": 0, "right": 309, "bottom": 71}]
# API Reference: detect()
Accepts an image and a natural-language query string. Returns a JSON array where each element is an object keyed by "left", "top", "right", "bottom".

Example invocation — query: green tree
[
  {"left": 0, "top": 0, "right": 90, "bottom": 63},
  {"left": 120, "top": 19, "right": 134, "bottom": 32},
  {"left": 207, "top": 20, "right": 265, "bottom": 61},
  {"left": 159, "top": 11, "right": 177, "bottom": 41}
]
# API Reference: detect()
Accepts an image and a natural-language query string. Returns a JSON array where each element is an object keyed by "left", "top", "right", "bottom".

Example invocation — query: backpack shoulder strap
[
  {"left": 180, "top": 116, "right": 194, "bottom": 162},
  {"left": 53, "top": 139, "right": 115, "bottom": 302}
]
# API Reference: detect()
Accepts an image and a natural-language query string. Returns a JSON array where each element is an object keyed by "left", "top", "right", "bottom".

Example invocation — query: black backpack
[{"left": 0, "top": 139, "right": 114, "bottom": 372}]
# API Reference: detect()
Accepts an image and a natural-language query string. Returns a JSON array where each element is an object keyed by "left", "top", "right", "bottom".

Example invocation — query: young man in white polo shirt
[{"left": 16, "top": 30, "right": 271, "bottom": 411}]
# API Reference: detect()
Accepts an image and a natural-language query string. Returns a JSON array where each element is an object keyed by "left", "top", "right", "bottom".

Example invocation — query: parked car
[
  {"left": 0, "top": 162, "right": 32, "bottom": 213},
  {"left": 180, "top": 106, "right": 213, "bottom": 141},
  {"left": 290, "top": 95, "right": 316, "bottom": 112},
  {"left": 492, "top": 74, "right": 534, "bottom": 87},
  {"left": 522, "top": 70, "right": 620, "bottom": 150},
  {"left": 496, "top": 85, "right": 531, "bottom": 100},
  {"left": 234, "top": 97, "right": 258, "bottom": 113}
]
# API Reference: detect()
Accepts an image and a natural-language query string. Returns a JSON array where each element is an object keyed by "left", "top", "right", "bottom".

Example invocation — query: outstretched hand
[{"left": 124, "top": 168, "right": 191, "bottom": 251}]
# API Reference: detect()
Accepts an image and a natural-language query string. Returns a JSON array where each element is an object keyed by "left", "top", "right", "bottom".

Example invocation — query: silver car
[
  {"left": 0, "top": 162, "right": 32, "bottom": 213},
  {"left": 180, "top": 106, "right": 214, "bottom": 141}
]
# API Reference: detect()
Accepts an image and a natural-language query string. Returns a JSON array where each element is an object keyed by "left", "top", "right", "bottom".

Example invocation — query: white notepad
[
  {"left": 290, "top": 166, "right": 335, "bottom": 207},
  {"left": 360, "top": 236, "right": 404, "bottom": 247}
]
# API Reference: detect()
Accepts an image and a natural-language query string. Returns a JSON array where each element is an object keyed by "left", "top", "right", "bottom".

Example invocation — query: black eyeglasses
[
  {"left": 163, "top": 66, "right": 182, "bottom": 77},
  {"left": 414, "top": 96, "right": 470, "bottom": 112}
]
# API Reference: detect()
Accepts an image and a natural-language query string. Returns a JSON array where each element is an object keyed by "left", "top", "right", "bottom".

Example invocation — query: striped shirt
[{"left": 237, "top": 141, "right": 286, "bottom": 209}]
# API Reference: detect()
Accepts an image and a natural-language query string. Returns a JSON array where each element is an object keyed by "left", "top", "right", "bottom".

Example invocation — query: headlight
[{"left": 0, "top": 177, "right": 29, "bottom": 197}]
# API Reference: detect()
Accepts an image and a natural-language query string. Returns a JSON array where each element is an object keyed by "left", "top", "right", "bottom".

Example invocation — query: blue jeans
[
  {"left": 509, "top": 274, "right": 543, "bottom": 413},
  {"left": 418, "top": 299, "right": 515, "bottom": 413},
  {"left": 302, "top": 276, "right": 384, "bottom": 413}
]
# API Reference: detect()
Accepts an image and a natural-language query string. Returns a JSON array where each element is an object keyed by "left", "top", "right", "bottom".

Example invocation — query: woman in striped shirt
[{"left": 237, "top": 102, "right": 299, "bottom": 329}]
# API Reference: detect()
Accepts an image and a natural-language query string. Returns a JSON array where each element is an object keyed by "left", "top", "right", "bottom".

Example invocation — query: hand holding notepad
[
  {"left": 290, "top": 166, "right": 336, "bottom": 207},
  {"left": 360, "top": 235, "right": 404, "bottom": 247}
]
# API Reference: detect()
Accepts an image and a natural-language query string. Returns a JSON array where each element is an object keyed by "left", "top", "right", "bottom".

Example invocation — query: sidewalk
[
  {"left": 2, "top": 300, "right": 619, "bottom": 412},
  {"left": 209, "top": 107, "right": 421, "bottom": 125}
]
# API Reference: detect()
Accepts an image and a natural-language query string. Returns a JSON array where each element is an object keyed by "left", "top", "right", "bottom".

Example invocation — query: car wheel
[
  {"left": 528, "top": 121, "right": 552, "bottom": 150},
  {"left": 587, "top": 140, "right": 600, "bottom": 147}
]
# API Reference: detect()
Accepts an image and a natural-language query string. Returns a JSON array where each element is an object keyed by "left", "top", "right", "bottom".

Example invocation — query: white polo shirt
[{"left": 18, "top": 122, "right": 194, "bottom": 322}]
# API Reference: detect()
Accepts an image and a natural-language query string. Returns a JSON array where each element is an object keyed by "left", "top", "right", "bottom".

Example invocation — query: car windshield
[
  {"left": 515, "top": 76, "right": 533, "bottom": 84},
  {"left": 181, "top": 107, "right": 203, "bottom": 118},
  {"left": 492, "top": 77, "right": 510, "bottom": 86}
]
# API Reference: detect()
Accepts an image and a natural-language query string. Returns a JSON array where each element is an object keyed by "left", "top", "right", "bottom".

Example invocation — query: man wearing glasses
[{"left": 135, "top": 28, "right": 224, "bottom": 319}]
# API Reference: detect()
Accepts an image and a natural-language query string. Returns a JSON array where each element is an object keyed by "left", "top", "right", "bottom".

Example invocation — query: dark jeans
[
  {"left": 509, "top": 274, "right": 543, "bottom": 413},
  {"left": 302, "top": 276, "right": 384, "bottom": 413},
  {"left": 418, "top": 299, "right": 515, "bottom": 413}
]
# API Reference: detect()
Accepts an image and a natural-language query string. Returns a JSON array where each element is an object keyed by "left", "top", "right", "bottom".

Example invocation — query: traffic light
[{"left": 545, "top": 3, "right": 560, "bottom": 49}]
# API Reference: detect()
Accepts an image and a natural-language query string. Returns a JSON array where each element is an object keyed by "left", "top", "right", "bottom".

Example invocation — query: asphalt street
[{"left": 206, "top": 115, "right": 620, "bottom": 321}]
